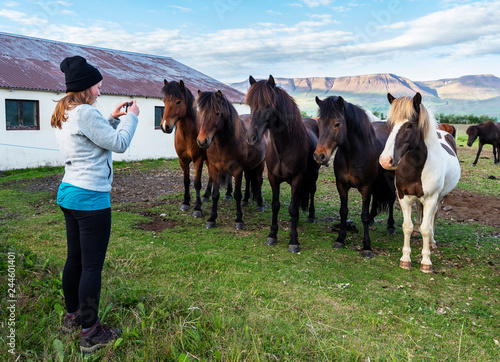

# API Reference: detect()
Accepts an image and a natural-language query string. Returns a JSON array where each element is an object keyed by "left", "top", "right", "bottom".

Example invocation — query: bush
[{"left": 434, "top": 113, "right": 498, "bottom": 124}]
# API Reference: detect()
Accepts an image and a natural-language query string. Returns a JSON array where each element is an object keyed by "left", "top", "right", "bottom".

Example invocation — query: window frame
[
  {"left": 154, "top": 106, "right": 164, "bottom": 130},
  {"left": 5, "top": 99, "right": 40, "bottom": 131}
]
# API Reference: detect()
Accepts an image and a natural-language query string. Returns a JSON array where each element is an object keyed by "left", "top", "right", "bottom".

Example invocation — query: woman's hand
[{"left": 111, "top": 100, "right": 140, "bottom": 118}]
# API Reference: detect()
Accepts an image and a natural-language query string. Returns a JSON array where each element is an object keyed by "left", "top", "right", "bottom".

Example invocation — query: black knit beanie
[{"left": 60, "top": 56, "right": 103, "bottom": 93}]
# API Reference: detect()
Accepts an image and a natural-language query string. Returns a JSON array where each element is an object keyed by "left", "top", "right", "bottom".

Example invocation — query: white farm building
[{"left": 0, "top": 32, "right": 247, "bottom": 170}]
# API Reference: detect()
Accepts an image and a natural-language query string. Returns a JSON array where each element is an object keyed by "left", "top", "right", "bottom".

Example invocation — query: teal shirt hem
[{"left": 57, "top": 182, "right": 111, "bottom": 211}]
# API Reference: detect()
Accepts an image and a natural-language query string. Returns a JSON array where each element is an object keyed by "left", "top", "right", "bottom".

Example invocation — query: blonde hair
[
  {"left": 51, "top": 89, "right": 95, "bottom": 129},
  {"left": 387, "top": 96, "right": 432, "bottom": 141}
]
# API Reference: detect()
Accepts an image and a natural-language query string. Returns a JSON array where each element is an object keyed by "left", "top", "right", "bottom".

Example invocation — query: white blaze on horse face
[{"left": 379, "top": 121, "right": 405, "bottom": 170}]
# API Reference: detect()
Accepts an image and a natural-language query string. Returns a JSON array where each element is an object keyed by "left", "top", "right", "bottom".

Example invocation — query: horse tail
[{"left": 373, "top": 168, "right": 396, "bottom": 213}]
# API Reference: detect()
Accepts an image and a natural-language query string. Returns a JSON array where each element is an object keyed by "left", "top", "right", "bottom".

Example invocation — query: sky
[{"left": 0, "top": 0, "right": 499, "bottom": 84}]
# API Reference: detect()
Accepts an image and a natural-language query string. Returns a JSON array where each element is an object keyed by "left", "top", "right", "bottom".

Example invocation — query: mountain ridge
[{"left": 230, "top": 74, "right": 500, "bottom": 118}]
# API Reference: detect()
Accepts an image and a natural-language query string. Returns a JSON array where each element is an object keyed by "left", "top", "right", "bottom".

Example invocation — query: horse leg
[
  {"left": 192, "top": 159, "right": 204, "bottom": 218},
  {"left": 242, "top": 170, "right": 251, "bottom": 206},
  {"left": 224, "top": 176, "right": 233, "bottom": 200},
  {"left": 333, "top": 182, "right": 349, "bottom": 249},
  {"left": 202, "top": 161, "right": 212, "bottom": 202},
  {"left": 412, "top": 200, "right": 423, "bottom": 237},
  {"left": 234, "top": 172, "right": 245, "bottom": 230},
  {"left": 399, "top": 196, "right": 414, "bottom": 270},
  {"left": 179, "top": 159, "right": 191, "bottom": 212},
  {"left": 368, "top": 194, "right": 377, "bottom": 226},
  {"left": 420, "top": 198, "right": 439, "bottom": 273},
  {"left": 266, "top": 176, "right": 280, "bottom": 247},
  {"left": 254, "top": 163, "right": 265, "bottom": 212},
  {"left": 386, "top": 200, "right": 396, "bottom": 234},
  {"left": 307, "top": 177, "right": 317, "bottom": 223},
  {"left": 288, "top": 179, "right": 302, "bottom": 253},
  {"left": 472, "top": 142, "right": 483, "bottom": 166},
  {"left": 493, "top": 144, "right": 499, "bottom": 165},
  {"left": 360, "top": 187, "right": 373, "bottom": 258},
  {"left": 206, "top": 182, "right": 220, "bottom": 229}
]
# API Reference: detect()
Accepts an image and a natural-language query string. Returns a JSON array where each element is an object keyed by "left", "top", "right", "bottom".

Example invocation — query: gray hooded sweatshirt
[{"left": 55, "top": 104, "right": 139, "bottom": 192}]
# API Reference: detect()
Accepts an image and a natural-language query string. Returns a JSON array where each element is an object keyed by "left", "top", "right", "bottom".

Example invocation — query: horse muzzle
[
  {"left": 313, "top": 150, "right": 330, "bottom": 166},
  {"left": 246, "top": 133, "right": 260, "bottom": 146},
  {"left": 379, "top": 154, "right": 397, "bottom": 170},
  {"left": 197, "top": 136, "right": 212, "bottom": 149}
]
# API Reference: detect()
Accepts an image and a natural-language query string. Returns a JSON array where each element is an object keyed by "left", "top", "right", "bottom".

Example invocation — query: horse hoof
[
  {"left": 471, "top": 163, "right": 477, "bottom": 167},
  {"left": 332, "top": 242, "right": 345, "bottom": 249},
  {"left": 192, "top": 210, "right": 202, "bottom": 218},
  {"left": 180, "top": 204, "right": 190, "bottom": 212},
  {"left": 308, "top": 217, "right": 316, "bottom": 224},
  {"left": 256, "top": 206, "right": 265, "bottom": 212},
  {"left": 235, "top": 222, "right": 245, "bottom": 230},
  {"left": 411, "top": 230, "right": 421, "bottom": 238},
  {"left": 288, "top": 244, "right": 300, "bottom": 253},
  {"left": 431, "top": 242, "right": 438, "bottom": 250},
  {"left": 201, "top": 197, "right": 210, "bottom": 203},
  {"left": 387, "top": 227, "right": 396, "bottom": 234},
  {"left": 224, "top": 195, "right": 233, "bottom": 200},
  {"left": 266, "top": 238, "right": 277, "bottom": 246},
  {"left": 205, "top": 222, "right": 216, "bottom": 229},
  {"left": 399, "top": 261, "right": 411, "bottom": 270},
  {"left": 420, "top": 264, "right": 433, "bottom": 273},
  {"left": 362, "top": 250, "right": 373, "bottom": 258}
]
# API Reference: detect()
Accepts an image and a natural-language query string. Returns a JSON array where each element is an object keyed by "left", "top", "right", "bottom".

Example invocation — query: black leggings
[{"left": 61, "top": 207, "right": 111, "bottom": 328}]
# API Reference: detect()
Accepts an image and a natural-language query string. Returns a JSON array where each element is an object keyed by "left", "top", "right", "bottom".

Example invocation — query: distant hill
[{"left": 231, "top": 74, "right": 500, "bottom": 119}]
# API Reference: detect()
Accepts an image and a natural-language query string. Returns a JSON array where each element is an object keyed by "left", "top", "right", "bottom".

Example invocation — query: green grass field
[{"left": 0, "top": 135, "right": 499, "bottom": 361}]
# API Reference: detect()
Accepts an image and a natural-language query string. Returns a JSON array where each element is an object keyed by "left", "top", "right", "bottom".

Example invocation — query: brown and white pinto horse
[
  {"left": 196, "top": 90, "right": 266, "bottom": 229},
  {"left": 466, "top": 120, "right": 500, "bottom": 166},
  {"left": 379, "top": 93, "right": 461, "bottom": 273},
  {"left": 437, "top": 123, "right": 456, "bottom": 138}
]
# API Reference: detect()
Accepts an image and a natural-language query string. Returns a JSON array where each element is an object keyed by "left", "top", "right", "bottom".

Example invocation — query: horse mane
[
  {"left": 246, "top": 79, "right": 306, "bottom": 143},
  {"left": 196, "top": 91, "right": 241, "bottom": 135},
  {"left": 161, "top": 80, "right": 196, "bottom": 122},
  {"left": 387, "top": 96, "right": 435, "bottom": 142},
  {"left": 319, "top": 96, "right": 376, "bottom": 143}
]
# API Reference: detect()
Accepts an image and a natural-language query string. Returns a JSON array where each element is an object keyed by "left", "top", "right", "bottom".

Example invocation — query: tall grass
[{"left": 0, "top": 142, "right": 499, "bottom": 361}]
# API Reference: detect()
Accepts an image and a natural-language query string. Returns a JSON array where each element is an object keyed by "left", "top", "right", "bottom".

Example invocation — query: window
[
  {"left": 5, "top": 99, "right": 40, "bottom": 130},
  {"left": 154, "top": 106, "right": 164, "bottom": 130}
]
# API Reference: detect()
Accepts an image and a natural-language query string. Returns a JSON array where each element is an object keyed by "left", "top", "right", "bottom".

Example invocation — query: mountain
[{"left": 231, "top": 74, "right": 500, "bottom": 118}]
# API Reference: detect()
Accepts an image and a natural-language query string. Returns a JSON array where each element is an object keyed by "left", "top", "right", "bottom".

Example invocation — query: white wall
[{"left": 0, "top": 89, "right": 177, "bottom": 170}]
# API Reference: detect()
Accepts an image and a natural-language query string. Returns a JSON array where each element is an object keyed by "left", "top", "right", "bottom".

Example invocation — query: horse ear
[
  {"left": 268, "top": 75, "right": 276, "bottom": 88},
  {"left": 249, "top": 76, "right": 256, "bottom": 85},
  {"left": 217, "top": 90, "right": 223, "bottom": 99},
  {"left": 336, "top": 96, "right": 345, "bottom": 109},
  {"left": 315, "top": 96, "right": 322, "bottom": 106},
  {"left": 164, "top": 79, "right": 168, "bottom": 85},
  {"left": 413, "top": 92, "right": 422, "bottom": 110},
  {"left": 387, "top": 93, "right": 395, "bottom": 104},
  {"left": 179, "top": 80, "right": 185, "bottom": 90},
  {"left": 198, "top": 90, "right": 202, "bottom": 95}
]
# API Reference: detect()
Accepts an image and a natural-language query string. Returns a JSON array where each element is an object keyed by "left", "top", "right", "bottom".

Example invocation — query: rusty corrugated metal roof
[{"left": 0, "top": 32, "right": 245, "bottom": 103}]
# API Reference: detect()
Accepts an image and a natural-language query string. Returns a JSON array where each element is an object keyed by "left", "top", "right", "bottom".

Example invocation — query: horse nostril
[{"left": 247, "top": 134, "right": 257, "bottom": 145}]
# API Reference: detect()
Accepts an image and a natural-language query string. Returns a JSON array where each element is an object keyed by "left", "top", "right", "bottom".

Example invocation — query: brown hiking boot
[
  {"left": 61, "top": 310, "right": 81, "bottom": 334},
  {"left": 80, "top": 321, "right": 122, "bottom": 354}
]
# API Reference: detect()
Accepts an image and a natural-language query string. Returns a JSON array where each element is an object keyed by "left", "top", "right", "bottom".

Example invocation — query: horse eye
[
  {"left": 334, "top": 122, "right": 341, "bottom": 128},
  {"left": 408, "top": 123, "right": 414, "bottom": 129},
  {"left": 216, "top": 112, "right": 221, "bottom": 116},
  {"left": 176, "top": 100, "right": 181, "bottom": 105}
]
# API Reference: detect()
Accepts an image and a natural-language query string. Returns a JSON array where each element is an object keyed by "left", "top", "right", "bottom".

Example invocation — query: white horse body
[{"left": 379, "top": 93, "right": 460, "bottom": 273}]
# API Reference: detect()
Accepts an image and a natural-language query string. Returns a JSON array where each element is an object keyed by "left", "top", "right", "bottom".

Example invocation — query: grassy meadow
[{"left": 0, "top": 133, "right": 499, "bottom": 361}]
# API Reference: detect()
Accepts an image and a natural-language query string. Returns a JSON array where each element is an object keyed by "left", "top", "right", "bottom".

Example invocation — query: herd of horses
[{"left": 160, "top": 76, "right": 497, "bottom": 273}]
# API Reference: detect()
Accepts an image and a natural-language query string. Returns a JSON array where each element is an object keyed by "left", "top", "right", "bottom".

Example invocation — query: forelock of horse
[
  {"left": 197, "top": 91, "right": 240, "bottom": 129},
  {"left": 162, "top": 81, "right": 195, "bottom": 115},
  {"left": 388, "top": 96, "right": 433, "bottom": 140}
]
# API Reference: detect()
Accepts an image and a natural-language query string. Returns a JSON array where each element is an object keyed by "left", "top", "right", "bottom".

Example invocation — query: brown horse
[
  {"left": 314, "top": 96, "right": 396, "bottom": 258},
  {"left": 160, "top": 80, "right": 233, "bottom": 217},
  {"left": 196, "top": 90, "right": 266, "bottom": 229},
  {"left": 246, "top": 75, "right": 320, "bottom": 253},
  {"left": 466, "top": 120, "right": 500, "bottom": 166},
  {"left": 437, "top": 123, "right": 456, "bottom": 138}
]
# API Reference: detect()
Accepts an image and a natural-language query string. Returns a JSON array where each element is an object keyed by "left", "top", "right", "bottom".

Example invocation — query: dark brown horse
[
  {"left": 466, "top": 120, "right": 500, "bottom": 166},
  {"left": 160, "top": 80, "right": 233, "bottom": 217},
  {"left": 314, "top": 96, "right": 396, "bottom": 258},
  {"left": 246, "top": 75, "right": 320, "bottom": 253},
  {"left": 196, "top": 90, "right": 266, "bottom": 229},
  {"left": 437, "top": 123, "right": 456, "bottom": 138}
]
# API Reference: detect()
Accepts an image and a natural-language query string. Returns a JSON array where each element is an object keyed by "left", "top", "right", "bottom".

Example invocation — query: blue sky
[{"left": 1, "top": 0, "right": 499, "bottom": 83}]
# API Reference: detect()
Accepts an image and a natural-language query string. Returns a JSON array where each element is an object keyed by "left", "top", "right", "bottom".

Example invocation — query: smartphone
[{"left": 125, "top": 102, "right": 133, "bottom": 112}]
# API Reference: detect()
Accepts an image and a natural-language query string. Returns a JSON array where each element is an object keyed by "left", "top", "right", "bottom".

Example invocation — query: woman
[{"left": 51, "top": 55, "right": 139, "bottom": 353}]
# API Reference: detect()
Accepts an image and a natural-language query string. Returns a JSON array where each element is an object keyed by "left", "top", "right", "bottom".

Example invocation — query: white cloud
[{"left": 166, "top": 5, "right": 192, "bottom": 13}]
